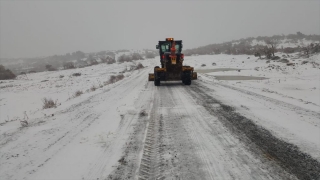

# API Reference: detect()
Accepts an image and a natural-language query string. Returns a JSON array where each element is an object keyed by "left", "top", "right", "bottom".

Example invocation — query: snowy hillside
[
  {"left": 251, "top": 38, "right": 319, "bottom": 48},
  {"left": 0, "top": 52, "right": 319, "bottom": 179},
  {"left": 184, "top": 33, "right": 320, "bottom": 56}
]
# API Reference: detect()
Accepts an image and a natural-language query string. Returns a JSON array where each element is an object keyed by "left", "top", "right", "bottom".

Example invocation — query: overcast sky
[{"left": 0, "top": 0, "right": 319, "bottom": 58}]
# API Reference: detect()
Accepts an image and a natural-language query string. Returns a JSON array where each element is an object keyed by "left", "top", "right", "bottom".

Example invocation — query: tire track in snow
[
  {"left": 170, "top": 84, "right": 290, "bottom": 179},
  {"left": 137, "top": 81, "right": 299, "bottom": 179},
  {"left": 0, "top": 68, "right": 151, "bottom": 180},
  {"left": 138, "top": 83, "right": 210, "bottom": 179},
  {"left": 187, "top": 81, "right": 320, "bottom": 180},
  {"left": 84, "top": 68, "right": 155, "bottom": 180},
  {"left": 201, "top": 74, "right": 320, "bottom": 119}
]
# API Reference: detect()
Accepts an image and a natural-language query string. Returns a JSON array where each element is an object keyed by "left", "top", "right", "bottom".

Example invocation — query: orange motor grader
[{"left": 148, "top": 38, "right": 197, "bottom": 86}]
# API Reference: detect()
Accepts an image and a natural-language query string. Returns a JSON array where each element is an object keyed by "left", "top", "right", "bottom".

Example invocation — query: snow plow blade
[{"left": 148, "top": 73, "right": 154, "bottom": 81}]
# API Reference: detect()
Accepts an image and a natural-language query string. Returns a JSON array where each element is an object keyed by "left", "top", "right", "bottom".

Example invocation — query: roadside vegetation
[
  {"left": 42, "top": 98, "right": 58, "bottom": 109},
  {"left": 0, "top": 65, "right": 16, "bottom": 80},
  {"left": 0, "top": 49, "right": 156, "bottom": 75}
]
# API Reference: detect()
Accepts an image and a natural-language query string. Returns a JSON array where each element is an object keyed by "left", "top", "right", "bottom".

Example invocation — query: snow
[
  {"left": 251, "top": 38, "right": 319, "bottom": 48},
  {"left": 186, "top": 52, "right": 320, "bottom": 160},
  {"left": 187, "top": 53, "right": 320, "bottom": 108},
  {"left": 0, "top": 59, "right": 152, "bottom": 179},
  {"left": 0, "top": 52, "right": 319, "bottom": 179}
]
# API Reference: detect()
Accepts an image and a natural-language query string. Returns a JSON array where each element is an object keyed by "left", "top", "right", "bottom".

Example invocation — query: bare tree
[
  {"left": 302, "top": 46, "right": 310, "bottom": 56},
  {"left": 265, "top": 39, "right": 279, "bottom": 57},
  {"left": 254, "top": 45, "right": 265, "bottom": 59}
]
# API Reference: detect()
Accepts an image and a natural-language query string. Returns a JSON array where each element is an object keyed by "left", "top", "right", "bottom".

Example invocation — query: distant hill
[
  {"left": 184, "top": 32, "right": 320, "bottom": 57},
  {"left": 0, "top": 49, "right": 157, "bottom": 75}
]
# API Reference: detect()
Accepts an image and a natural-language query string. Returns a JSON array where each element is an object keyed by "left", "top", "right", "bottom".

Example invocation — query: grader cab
[{"left": 148, "top": 38, "right": 197, "bottom": 86}]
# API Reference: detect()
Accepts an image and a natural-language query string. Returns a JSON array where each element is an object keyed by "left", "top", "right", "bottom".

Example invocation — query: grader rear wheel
[{"left": 184, "top": 78, "right": 191, "bottom": 85}]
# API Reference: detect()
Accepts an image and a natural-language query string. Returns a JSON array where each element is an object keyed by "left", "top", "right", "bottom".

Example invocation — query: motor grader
[{"left": 148, "top": 38, "right": 197, "bottom": 86}]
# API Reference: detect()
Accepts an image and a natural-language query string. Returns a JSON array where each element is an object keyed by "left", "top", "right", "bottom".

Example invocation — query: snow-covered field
[
  {"left": 0, "top": 52, "right": 319, "bottom": 179},
  {"left": 188, "top": 53, "right": 320, "bottom": 160}
]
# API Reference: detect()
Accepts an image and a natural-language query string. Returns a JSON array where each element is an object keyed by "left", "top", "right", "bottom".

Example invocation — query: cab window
[
  {"left": 161, "top": 44, "right": 169, "bottom": 52},
  {"left": 175, "top": 44, "right": 180, "bottom": 53}
]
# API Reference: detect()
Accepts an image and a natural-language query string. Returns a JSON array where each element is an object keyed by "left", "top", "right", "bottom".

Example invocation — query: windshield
[
  {"left": 161, "top": 44, "right": 170, "bottom": 53},
  {"left": 161, "top": 43, "right": 181, "bottom": 53}
]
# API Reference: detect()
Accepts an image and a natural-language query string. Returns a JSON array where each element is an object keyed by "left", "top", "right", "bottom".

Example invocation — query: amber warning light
[{"left": 166, "top": 38, "right": 174, "bottom": 41}]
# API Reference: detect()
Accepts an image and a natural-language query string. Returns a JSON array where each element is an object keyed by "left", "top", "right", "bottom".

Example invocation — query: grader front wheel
[{"left": 154, "top": 78, "right": 160, "bottom": 86}]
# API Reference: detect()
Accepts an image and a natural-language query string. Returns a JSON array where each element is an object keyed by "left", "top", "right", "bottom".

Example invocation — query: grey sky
[{"left": 0, "top": 0, "right": 319, "bottom": 58}]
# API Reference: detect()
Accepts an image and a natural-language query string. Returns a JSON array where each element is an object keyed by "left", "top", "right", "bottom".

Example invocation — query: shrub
[
  {"left": 63, "top": 62, "right": 76, "bottom": 69},
  {"left": 283, "top": 47, "right": 295, "bottom": 54},
  {"left": 311, "top": 61, "right": 320, "bottom": 68},
  {"left": 139, "top": 110, "right": 147, "bottom": 117},
  {"left": 118, "top": 54, "right": 132, "bottom": 63},
  {"left": 0, "top": 65, "right": 16, "bottom": 80},
  {"left": 104, "top": 74, "right": 125, "bottom": 86},
  {"left": 271, "top": 56, "right": 280, "bottom": 60},
  {"left": 131, "top": 53, "right": 144, "bottom": 60},
  {"left": 135, "top": 63, "right": 144, "bottom": 70},
  {"left": 72, "top": 73, "right": 81, "bottom": 76},
  {"left": 74, "top": 90, "right": 83, "bottom": 97},
  {"left": 90, "top": 59, "right": 99, "bottom": 65},
  {"left": 301, "top": 61, "right": 308, "bottom": 65},
  {"left": 201, "top": 64, "right": 206, "bottom": 67},
  {"left": 42, "top": 98, "right": 57, "bottom": 109},
  {"left": 48, "top": 67, "right": 57, "bottom": 71},
  {"left": 45, "top": 64, "right": 57, "bottom": 71},
  {"left": 107, "top": 74, "right": 125, "bottom": 84},
  {"left": 109, "top": 75, "right": 117, "bottom": 83},
  {"left": 146, "top": 52, "right": 155, "bottom": 59},
  {"left": 105, "top": 57, "right": 116, "bottom": 64},
  {"left": 20, "top": 120, "right": 29, "bottom": 127},
  {"left": 90, "top": 85, "right": 97, "bottom": 91},
  {"left": 311, "top": 43, "right": 319, "bottom": 53},
  {"left": 107, "top": 59, "right": 116, "bottom": 64},
  {"left": 212, "top": 63, "right": 216, "bottom": 66},
  {"left": 279, "top": 59, "right": 289, "bottom": 63},
  {"left": 116, "top": 74, "right": 124, "bottom": 81},
  {"left": 254, "top": 52, "right": 261, "bottom": 57},
  {"left": 45, "top": 65, "right": 52, "bottom": 70}
]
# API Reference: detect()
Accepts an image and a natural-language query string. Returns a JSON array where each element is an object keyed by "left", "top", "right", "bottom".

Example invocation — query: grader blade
[
  {"left": 148, "top": 73, "right": 154, "bottom": 81},
  {"left": 192, "top": 72, "right": 197, "bottom": 80}
]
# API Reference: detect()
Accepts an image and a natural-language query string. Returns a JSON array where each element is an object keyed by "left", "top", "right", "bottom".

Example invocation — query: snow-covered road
[{"left": 1, "top": 54, "right": 319, "bottom": 180}]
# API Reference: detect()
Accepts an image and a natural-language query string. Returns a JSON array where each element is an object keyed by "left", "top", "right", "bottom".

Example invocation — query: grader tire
[{"left": 154, "top": 79, "right": 160, "bottom": 86}]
